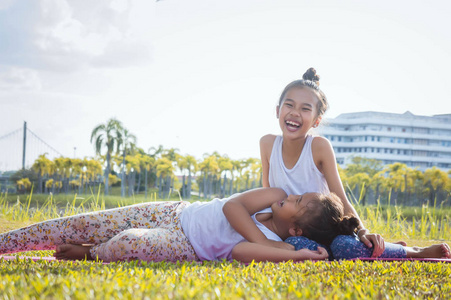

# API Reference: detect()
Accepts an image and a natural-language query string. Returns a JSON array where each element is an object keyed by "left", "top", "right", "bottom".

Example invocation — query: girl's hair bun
[
  {"left": 302, "top": 67, "right": 320, "bottom": 85},
  {"left": 337, "top": 216, "right": 360, "bottom": 235}
]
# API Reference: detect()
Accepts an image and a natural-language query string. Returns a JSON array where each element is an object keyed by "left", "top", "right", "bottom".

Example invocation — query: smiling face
[{"left": 276, "top": 87, "right": 321, "bottom": 140}]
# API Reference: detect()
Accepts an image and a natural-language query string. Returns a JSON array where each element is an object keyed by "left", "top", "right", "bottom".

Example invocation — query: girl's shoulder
[
  {"left": 311, "top": 136, "right": 334, "bottom": 153},
  {"left": 260, "top": 134, "right": 278, "bottom": 149}
]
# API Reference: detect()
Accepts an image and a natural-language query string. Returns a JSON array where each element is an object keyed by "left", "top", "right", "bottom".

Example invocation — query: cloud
[
  {"left": 0, "top": 0, "right": 154, "bottom": 72},
  {"left": 0, "top": 67, "right": 42, "bottom": 91}
]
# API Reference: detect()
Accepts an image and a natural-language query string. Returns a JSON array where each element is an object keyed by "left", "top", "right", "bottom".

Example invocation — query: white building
[{"left": 317, "top": 111, "right": 451, "bottom": 172}]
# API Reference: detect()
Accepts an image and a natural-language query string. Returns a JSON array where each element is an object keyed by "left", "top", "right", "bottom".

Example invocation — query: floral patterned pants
[{"left": 0, "top": 201, "right": 199, "bottom": 262}]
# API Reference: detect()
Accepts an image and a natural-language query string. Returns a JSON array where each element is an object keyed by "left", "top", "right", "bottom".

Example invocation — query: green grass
[
  {"left": 1, "top": 191, "right": 451, "bottom": 299},
  {"left": 0, "top": 258, "right": 450, "bottom": 299}
]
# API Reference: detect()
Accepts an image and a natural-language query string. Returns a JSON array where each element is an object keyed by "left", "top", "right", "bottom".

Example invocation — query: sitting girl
[
  {"left": 1, "top": 188, "right": 356, "bottom": 263},
  {"left": 258, "top": 67, "right": 450, "bottom": 260}
]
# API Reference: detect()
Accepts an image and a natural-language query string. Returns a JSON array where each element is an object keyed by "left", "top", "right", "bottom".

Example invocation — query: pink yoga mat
[
  {"left": 0, "top": 256, "right": 109, "bottom": 263},
  {"left": 351, "top": 257, "right": 451, "bottom": 263},
  {"left": 1, "top": 255, "right": 450, "bottom": 263},
  {"left": 1, "top": 256, "right": 57, "bottom": 262}
]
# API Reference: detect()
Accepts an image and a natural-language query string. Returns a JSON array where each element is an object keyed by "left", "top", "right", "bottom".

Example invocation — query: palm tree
[
  {"left": 162, "top": 148, "right": 180, "bottom": 162},
  {"left": 86, "top": 158, "right": 103, "bottom": 193},
  {"left": 218, "top": 156, "right": 232, "bottom": 197},
  {"left": 140, "top": 153, "right": 155, "bottom": 199},
  {"left": 149, "top": 145, "right": 164, "bottom": 159},
  {"left": 230, "top": 159, "right": 242, "bottom": 194},
  {"left": 32, "top": 153, "right": 53, "bottom": 193},
  {"left": 134, "top": 152, "right": 146, "bottom": 194},
  {"left": 249, "top": 158, "right": 261, "bottom": 189},
  {"left": 125, "top": 154, "right": 141, "bottom": 196},
  {"left": 177, "top": 154, "right": 198, "bottom": 199},
  {"left": 199, "top": 155, "right": 219, "bottom": 198},
  {"left": 53, "top": 157, "right": 66, "bottom": 194},
  {"left": 70, "top": 158, "right": 83, "bottom": 193},
  {"left": 162, "top": 148, "right": 180, "bottom": 196},
  {"left": 90, "top": 118, "right": 123, "bottom": 195},
  {"left": 155, "top": 157, "right": 175, "bottom": 198},
  {"left": 177, "top": 155, "right": 189, "bottom": 198},
  {"left": 117, "top": 128, "right": 137, "bottom": 197}
]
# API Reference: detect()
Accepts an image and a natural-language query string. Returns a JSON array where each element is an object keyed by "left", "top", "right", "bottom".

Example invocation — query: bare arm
[
  {"left": 312, "top": 137, "right": 362, "bottom": 221},
  {"left": 312, "top": 136, "right": 385, "bottom": 257},
  {"left": 223, "top": 187, "right": 292, "bottom": 249},
  {"left": 259, "top": 135, "right": 276, "bottom": 188},
  {"left": 232, "top": 242, "right": 328, "bottom": 263}
]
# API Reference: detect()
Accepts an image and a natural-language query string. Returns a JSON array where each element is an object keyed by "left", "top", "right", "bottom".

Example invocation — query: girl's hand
[
  {"left": 295, "top": 247, "right": 329, "bottom": 261},
  {"left": 358, "top": 229, "right": 385, "bottom": 257}
]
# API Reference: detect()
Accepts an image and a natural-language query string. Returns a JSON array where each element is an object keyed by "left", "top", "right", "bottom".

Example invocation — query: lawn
[{"left": 1, "top": 192, "right": 450, "bottom": 299}]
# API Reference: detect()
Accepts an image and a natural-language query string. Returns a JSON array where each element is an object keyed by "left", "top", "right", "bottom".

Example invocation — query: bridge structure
[{"left": 0, "top": 122, "right": 63, "bottom": 174}]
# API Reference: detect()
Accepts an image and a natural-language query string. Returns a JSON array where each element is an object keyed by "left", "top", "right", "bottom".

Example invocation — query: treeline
[
  {"left": 11, "top": 154, "right": 451, "bottom": 206},
  {"left": 8, "top": 118, "right": 451, "bottom": 206},
  {"left": 11, "top": 149, "right": 261, "bottom": 200},
  {"left": 340, "top": 157, "right": 450, "bottom": 206}
]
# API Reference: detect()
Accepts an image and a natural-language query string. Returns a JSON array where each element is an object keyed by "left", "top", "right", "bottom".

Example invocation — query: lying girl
[{"left": 1, "top": 188, "right": 355, "bottom": 263}]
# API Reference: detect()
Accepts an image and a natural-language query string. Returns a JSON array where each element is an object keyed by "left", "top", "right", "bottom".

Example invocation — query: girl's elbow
[{"left": 231, "top": 249, "right": 250, "bottom": 263}]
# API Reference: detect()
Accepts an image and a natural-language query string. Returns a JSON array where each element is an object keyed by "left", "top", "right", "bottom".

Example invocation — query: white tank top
[
  {"left": 268, "top": 135, "right": 329, "bottom": 195},
  {"left": 180, "top": 194, "right": 281, "bottom": 261}
]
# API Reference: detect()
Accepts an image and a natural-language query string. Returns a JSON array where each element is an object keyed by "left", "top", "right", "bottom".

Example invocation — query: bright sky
[{"left": 1, "top": 0, "right": 451, "bottom": 170}]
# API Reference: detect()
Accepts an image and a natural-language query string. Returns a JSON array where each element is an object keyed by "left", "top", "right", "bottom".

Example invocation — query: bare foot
[
  {"left": 54, "top": 244, "right": 93, "bottom": 260},
  {"left": 406, "top": 243, "right": 451, "bottom": 259}
]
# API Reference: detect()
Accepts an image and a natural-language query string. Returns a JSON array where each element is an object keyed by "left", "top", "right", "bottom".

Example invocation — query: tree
[
  {"left": 86, "top": 158, "right": 103, "bottom": 192},
  {"left": 218, "top": 156, "right": 233, "bottom": 197},
  {"left": 347, "top": 173, "right": 370, "bottom": 205},
  {"left": 382, "top": 163, "right": 409, "bottom": 205},
  {"left": 230, "top": 159, "right": 243, "bottom": 194},
  {"left": 117, "top": 128, "right": 137, "bottom": 197},
  {"left": 177, "top": 154, "right": 197, "bottom": 199},
  {"left": 53, "top": 157, "right": 66, "bottom": 194},
  {"left": 90, "top": 118, "right": 123, "bottom": 195},
  {"left": 199, "top": 155, "right": 219, "bottom": 199},
  {"left": 345, "top": 156, "right": 383, "bottom": 178},
  {"left": 32, "top": 153, "right": 53, "bottom": 193},
  {"left": 155, "top": 157, "right": 175, "bottom": 198},
  {"left": 141, "top": 153, "right": 156, "bottom": 199},
  {"left": 125, "top": 154, "right": 141, "bottom": 196},
  {"left": 423, "top": 167, "right": 449, "bottom": 204}
]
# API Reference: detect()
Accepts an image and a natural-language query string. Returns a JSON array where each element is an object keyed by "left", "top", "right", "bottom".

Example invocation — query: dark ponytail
[{"left": 337, "top": 216, "right": 360, "bottom": 236}]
